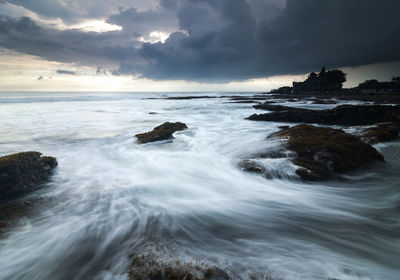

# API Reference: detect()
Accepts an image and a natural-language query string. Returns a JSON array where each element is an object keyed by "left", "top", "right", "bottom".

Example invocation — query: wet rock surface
[
  {"left": 361, "top": 122, "right": 400, "bottom": 144},
  {"left": 270, "top": 125, "right": 384, "bottom": 180},
  {"left": 0, "top": 152, "right": 57, "bottom": 200},
  {"left": 248, "top": 104, "right": 400, "bottom": 126},
  {"left": 239, "top": 160, "right": 266, "bottom": 174},
  {"left": 135, "top": 122, "right": 188, "bottom": 144},
  {"left": 0, "top": 198, "right": 43, "bottom": 233},
  {"left": 128, "top": 253, "right": 235, "bottom": 280}
]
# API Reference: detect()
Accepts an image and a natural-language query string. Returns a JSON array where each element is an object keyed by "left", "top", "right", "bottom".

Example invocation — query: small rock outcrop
[
  {"left": 0, "top": 152, "right": 57, "bottom": 200},
  {"left": 361, "top": 122, "right": 400, "bottom": 144},
  {"left": 270, "top": 125, "right": 384, "bottom": 180},
  {"left": 248, "top": 104, "right": 400, "bottom": 126},
  {"left": 239, "top": 160, "right": 266, "bottom": 174},
  {"left": 135, "top": 122, "right": 188, "bottom": 144}
]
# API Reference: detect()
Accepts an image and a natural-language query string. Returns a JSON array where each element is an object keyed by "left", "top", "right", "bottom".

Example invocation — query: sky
[{"left": 0, "top": 0, "right": 399, "bottom": 92}]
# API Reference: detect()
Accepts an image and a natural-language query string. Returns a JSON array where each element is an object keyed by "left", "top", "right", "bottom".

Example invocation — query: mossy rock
[
  {"left": 0, "top": 152, "right": 57, "bottom": 200},
  {"left": 362, "top": 122, "right": 400, "bottom": 144},
  {"left": 271, "top": 125, "right": 384, "bottom": 180},
  {"left": 135, "top": 122, "right": 188, "bottom": 144}
]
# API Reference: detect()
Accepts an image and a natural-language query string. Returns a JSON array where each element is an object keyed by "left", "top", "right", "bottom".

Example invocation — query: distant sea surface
[{"left": 0, "top": 92, "right": 399, "bottom": 280}]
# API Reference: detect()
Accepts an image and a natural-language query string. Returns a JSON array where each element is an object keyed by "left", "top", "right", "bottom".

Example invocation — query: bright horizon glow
[{"left": 1, "top": 48, "right": 399, "bottom": 92}]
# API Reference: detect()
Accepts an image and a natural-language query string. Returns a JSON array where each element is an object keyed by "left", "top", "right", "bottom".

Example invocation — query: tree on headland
[
  {"left": 292, "top": 67, "right": 346, "bottom": 93},
  {"left": 325, "top": 69, "right": 347, "bottom": 90}
]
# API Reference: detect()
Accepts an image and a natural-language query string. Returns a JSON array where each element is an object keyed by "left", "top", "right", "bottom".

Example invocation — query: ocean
[{"left": 0, "top": 91, "right": 399, "bottom": 280}]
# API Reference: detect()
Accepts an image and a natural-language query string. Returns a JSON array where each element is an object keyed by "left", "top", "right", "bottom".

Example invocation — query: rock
[
  {"left": 311, "top": 99, "right": 337, "bottom": 104},
  {"left": 278, "top": 125, "right": 290, "bottom": 129},
  {"left": 253, "top": 104, "right": 290, "bottom": 111},
  {"left": 135, "top": 122, "right": 188, "bottom": 144},
  {"left": 361, "top": 122, "right": 400, "bottom": 144},
  {"left": 248, "top": 104, "right": 400, "bottom": 126},
  {"left": 128, "top": 253, "right": 233, "bottom": 280},
  {"left": 204, "top": 268, "right": 231, "bottom": 280},
  {"left": 0, "top": 152, "right": 57, "bottom": 200},
  {"left": 239, "top": 160, "right": 266, "bottom": 174},
  {"left": 153, "top": 122, "right": 188, "bottom": 131},
  {"left": 0, "top": 198, "right": 43, "bottom": 232},
  {"left": 270, "top": 125, "right": 384, "bottom": 180}
]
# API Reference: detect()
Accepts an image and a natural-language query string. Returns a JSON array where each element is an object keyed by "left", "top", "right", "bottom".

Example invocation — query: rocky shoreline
[
  {"left": 0, "top": 152, "right": 57, "bottom": 232},
  {"left": 269, "top": 125, "right": 384, "bottom": 180},
  {"left": 243, "top": 101, "right": 400, "bottom": 181}
]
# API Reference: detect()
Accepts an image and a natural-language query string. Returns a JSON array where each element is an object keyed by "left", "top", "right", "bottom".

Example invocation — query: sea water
[{"left": 0, "top": 92, "right": 399, "bottom": 280}]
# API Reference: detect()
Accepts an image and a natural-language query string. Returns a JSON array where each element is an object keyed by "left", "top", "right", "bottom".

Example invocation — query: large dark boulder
[
  {"left": 270, "top": 125, "right": 384, "bottom": 180},
  {"left": 0, "top": 152, "right": 57, "bottom": 200},
  {"left": 248, "top": 104, "right": 400, "bottom": 126},
  {"left": 135, "top": 122, "right": 188, "bottom": 144}
]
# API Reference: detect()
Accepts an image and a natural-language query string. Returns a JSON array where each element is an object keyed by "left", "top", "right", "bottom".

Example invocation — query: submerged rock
[
  {"left": 135, "top": 122, "right": 188, "bottom": 144},
  {"left": 361, "top": 122, "right": 400, "bottom": 144},
  {"left": 248, "top": 104, "right": 400, "bottom": 126},
  {"left": 0, "top": 152, "right": 57, "bottom": 200},
  {"left": 270, "top": 125, "right": 384, "bottom": 180},
  {"left": 239, "top": 160, "right": 266, "bottom": 174},
  {"left": 0, "top": 198, "right": 42, "bottom": 232}
]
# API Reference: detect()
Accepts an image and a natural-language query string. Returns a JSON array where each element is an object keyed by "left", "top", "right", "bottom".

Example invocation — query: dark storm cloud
[
  {"left": 116, "top": 0, "right": 400, "bottom": 81},
  {"left": 1, "top": 0, "right": 400, "bottom": 82},
  {"left": 56, "top": 69, "right": 77, "bottom": 75},
  {"left": 107, "top": 6, "right": 178, "bottom": 36},
  {"left": 0, "top": 16, "right": 141, "bottom": 66}
]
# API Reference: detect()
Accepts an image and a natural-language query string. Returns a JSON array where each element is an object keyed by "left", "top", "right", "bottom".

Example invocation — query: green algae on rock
[
  {"left": 0, "top": 152, "right": 57, "bottom": 200},
  {"left": 135, "top": 122, "right": 188, "bottom": 144},
  {"left": 270, "top": 125, "right": 384, "bottom": 180}
]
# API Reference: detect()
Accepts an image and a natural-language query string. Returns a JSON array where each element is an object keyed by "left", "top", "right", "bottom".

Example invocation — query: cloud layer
[{"left": 1, "top": 0, "right": 399, "bottom": 82}]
